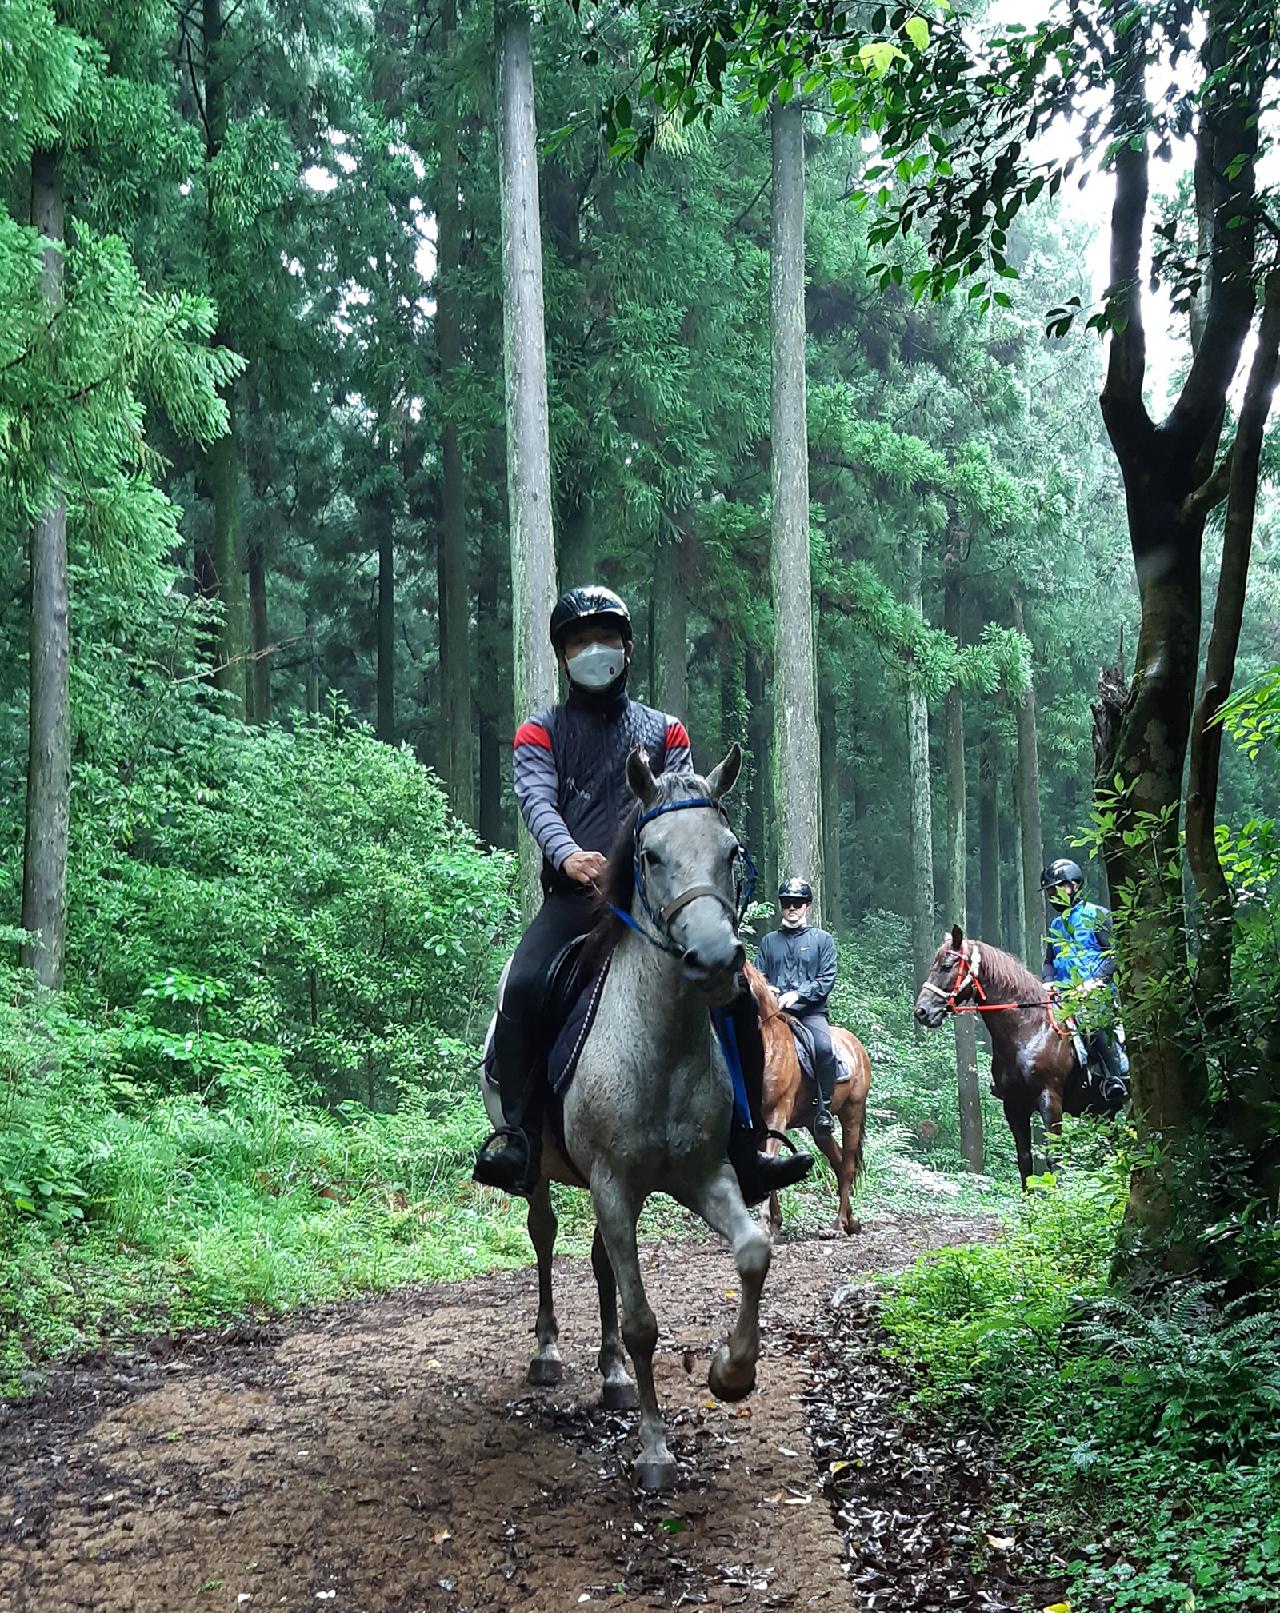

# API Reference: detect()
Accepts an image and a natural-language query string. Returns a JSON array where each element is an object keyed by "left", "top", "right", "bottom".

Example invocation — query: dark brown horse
[
  {"left": 744, "top": 963, "right": 871, "bottom": 1235},
  {"left": 913, "top": 924, "right": 1108, "bottom": 1186}
]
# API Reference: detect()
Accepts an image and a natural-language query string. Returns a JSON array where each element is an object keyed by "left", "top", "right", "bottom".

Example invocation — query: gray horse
[{"left": 480, "top": 744, "right": 771, "bottom": 1490}]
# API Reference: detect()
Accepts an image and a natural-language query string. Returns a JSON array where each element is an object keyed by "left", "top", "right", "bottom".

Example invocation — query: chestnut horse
[
  {"left": 913, "top": 924, "right": 1118, "bottom": 1186},
  {"left": 744, "top": 963, "right": 871, "bottom": 1236}
]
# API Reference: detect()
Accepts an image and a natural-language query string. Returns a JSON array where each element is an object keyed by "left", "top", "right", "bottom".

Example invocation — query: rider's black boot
[
  {"left": 812, "top": 1055, "right": 837, "bottom": 1138},
  {"left": 727, "top": 984, "right": 813, "bottom": 1207},
  {"left": 1089, "top": 1031, "right": 1128, "bottom": 1112},
  {"left": 473, "top": 1010, "right": 543, "bottom": 1197}
]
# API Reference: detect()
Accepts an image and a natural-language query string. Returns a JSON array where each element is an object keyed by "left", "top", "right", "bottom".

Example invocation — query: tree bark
[
  {"left": 375, "top": 489, "right": 395, "bottom": 743},
  {"left": 979, "top": 727, "right": 1000, "bottom": 947},
  {"left": 745, "top": 649, "right": 771, "bottom": 889},
  {"left": 819, "top": 658, "right": 843, "bottom": 935},
  {"left": 247, "top": 533, "right": 271, "bottom": 724},
  {"left": 497, "top": 4, "right": 559, "bottom": 916},
  {"left": 199, "top": 0, "right": 246, "bottom": 717},
  {"left": 1011, "top": 595, "right": 1044, "bottom": 967},
  {"left": 903, "top": 534, "right": 935, "bottom": 991},
  {"left": 769, "top": 98, "right": 823, "bottom": 914},
  {"left": 305, "top": 609, "right": 320, "bottom": 719},
  {"left": 944, "top": 554, "right": 982, "bottom": 1170},
  {"left": 477, "top": 523, "right": 506, "bottom": 849},
  {"left": 1186, "top": 270, "right": 1280, "bottom": 1027},
  {"left": 20, "top": 147, "right": 70, "bottom": 991},
  {"left": 435, "top": 0, "right": 474, "bottom": 825}
]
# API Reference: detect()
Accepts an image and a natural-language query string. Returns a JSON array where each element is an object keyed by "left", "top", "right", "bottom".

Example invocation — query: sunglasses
[{"left": 780, "top": 898, "right": 807, "bottom": 910}]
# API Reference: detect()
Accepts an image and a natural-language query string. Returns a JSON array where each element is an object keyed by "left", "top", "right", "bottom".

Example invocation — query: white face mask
[
  {"left": 781, "top": 906, "right": 808, "bottom": 928},
  {"left": 566, "top": 641, "right": 626, "bottom": 690}
]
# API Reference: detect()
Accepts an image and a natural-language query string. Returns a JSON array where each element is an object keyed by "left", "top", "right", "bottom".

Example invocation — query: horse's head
[
  {"left": 914, "top": 923, "right": 980, "bottom": 1027},
  {"left": 626, "top": 744, "right": 746, "bottom": 1006}
]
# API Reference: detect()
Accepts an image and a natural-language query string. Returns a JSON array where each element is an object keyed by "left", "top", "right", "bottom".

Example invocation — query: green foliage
[{"left": 883, "top": 1135, "right": 1280, "bottom": 1610}]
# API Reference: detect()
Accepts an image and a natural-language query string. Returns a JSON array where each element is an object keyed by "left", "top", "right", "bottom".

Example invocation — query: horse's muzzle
[{"left": 682, "top": 939, "right": 746, "bottom": 1003}]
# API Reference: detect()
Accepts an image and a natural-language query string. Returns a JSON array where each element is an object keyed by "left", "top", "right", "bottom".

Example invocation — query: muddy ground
[{"left": 1, "top": 1211, "right": 1058, "bottom": 1613}]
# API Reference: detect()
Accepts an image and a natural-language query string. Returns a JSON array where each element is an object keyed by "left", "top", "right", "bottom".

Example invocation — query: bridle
[
  {"left": 608, "top": 796, "right": 757, "bottom": 960},
  {"left": 920, "top": 942, "right": 1069, "bottom": 1030}
]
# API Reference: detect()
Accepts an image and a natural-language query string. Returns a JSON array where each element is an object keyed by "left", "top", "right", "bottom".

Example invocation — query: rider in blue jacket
[
  {"left": 1039, "top": 857, "right": 1129, "bottom": 1107},
  {"left": 473, "top": 585, "right": 813, "bottom": 1205}
]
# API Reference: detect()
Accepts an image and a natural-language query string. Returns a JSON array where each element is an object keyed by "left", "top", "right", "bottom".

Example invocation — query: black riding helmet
[
  {"left": 1040, "top": 857, "right": 1084, "bottom": 891},
  {"left": 549, "top": 585, "right": 633, "bottom": 650},
  {"left": 778, "top": 878, "right": 813, "bottom": 904}
]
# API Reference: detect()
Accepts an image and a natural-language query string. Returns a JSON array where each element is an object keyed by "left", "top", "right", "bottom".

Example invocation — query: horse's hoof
[
  {"left": 634, "top": 1455, "right": 679, "bottom": 1491},
  {"left": 527, "top": 1353, "right": 563, "bottom": 1388},
  {"left": 602, "top": 1376, "right": 639, "bottom": 1411},
  {"left": 708, "top": 1345, "right": 755, "bottom": 1403},
  {"left": 842, "top": 1218, "right": 863, "bottom": 1236}
]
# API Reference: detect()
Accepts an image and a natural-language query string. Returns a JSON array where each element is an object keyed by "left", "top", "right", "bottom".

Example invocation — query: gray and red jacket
[{"left": 513, "top": 684, "right": 692, "bottom": 889}]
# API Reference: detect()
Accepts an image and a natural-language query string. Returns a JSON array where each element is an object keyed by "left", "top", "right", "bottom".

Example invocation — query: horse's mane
[
  {"left": 578, "top": 767, "right": 714, "bottom": 977},
  {"left": 743, "top": 959, "right": 780, "bottom": 1018},
  {"left": 960, "top": 936, "right": 1046, "bottom": 1003}
]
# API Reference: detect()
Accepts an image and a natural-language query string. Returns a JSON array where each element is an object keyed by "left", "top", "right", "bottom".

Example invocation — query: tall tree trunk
[
  {"left": 477, "top": 524, "right": 506, "bottom": 849},
  {"left": 1000, "top": 786, "right": 1024, "bottom": 962},
  {"left": 745, "top": 649, "right": 770, "bottom": 887},
  {"left": 199, "top": 0, "right": 246, "bottom": 717},
  {"left": 435, "top": 0, "right": 474, "bottom": 825},
  {"left": 945, "top": 558, "right": 982, "bottom": 1170},
  {"left": 1095, "top": 1, "right": 1259, "bottom": 1271},
  {"left": 376, "top": 489, "right": 395, "bottom": 743},
  {"left": 247, "top": 533, "right": 271, "bottom": 724},
  {"left": 979, "top": 728, "right": 1000, "bottom": 946},
  {"left": 20, "top": 147, "right": 70, "bottom": 991},
  {"left": 769, "top": 98, "right": 823, "bottom": 913},
  {"left": 656, "top": 536, "right": 689, "bottom": 718},
  {"left": 305, "top": 609, "right": 320, "bottom": 719},
  {"left": 1186, "top": 271, "right": 1280, "bottom": 1030},
  {"left": 819, "top": 660, "right": 843, "bottom": 935},
  {"left": 497, "top": 4, "right": 558, "bottom": 916},
  {"left": 903, "top": 533, "right": 936, "bottom": 991},
  {"left": 1011, "top": 595, "right": 1044, "bottom": 968}
]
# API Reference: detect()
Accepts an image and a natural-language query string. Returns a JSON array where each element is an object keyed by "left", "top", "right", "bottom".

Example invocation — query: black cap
[
  {"left": 549, "top": 585, "right": 632, "bottom": 649},
  {"left": 778, "top": 878, "right": 813, "bottom": 903}
]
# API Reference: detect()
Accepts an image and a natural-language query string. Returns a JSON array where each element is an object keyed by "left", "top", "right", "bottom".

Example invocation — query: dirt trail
[{"left": 0, "top": 1212, "right": 993, "bottom": 1613}]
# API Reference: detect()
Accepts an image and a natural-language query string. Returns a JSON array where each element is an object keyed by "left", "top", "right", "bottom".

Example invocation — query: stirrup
[{"left": 473, "top": 1126, "right": 537, "bottom": 1196}]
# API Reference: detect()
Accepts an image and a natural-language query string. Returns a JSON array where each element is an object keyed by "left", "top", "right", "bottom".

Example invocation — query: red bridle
[{"left": 921, "top": 943, "right": 1070, "bottom": 1034}]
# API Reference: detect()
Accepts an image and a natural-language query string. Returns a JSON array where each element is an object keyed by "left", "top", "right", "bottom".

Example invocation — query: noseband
[
  {"left": 609, "top": 796, "right": 757, "bottom": 960},
  {"left": 920, "top": 942, "right": 988, "bottom": 1014}
]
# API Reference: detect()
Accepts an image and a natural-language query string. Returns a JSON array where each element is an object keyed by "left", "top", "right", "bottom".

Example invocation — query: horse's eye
[{"left": 643, "top": 847, "right": 663, "bottom": 869}]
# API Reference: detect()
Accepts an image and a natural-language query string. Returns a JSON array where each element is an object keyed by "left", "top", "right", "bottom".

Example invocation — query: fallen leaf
[
  {"left": 1043, "top": 1604, "right": 1071, "bottom": 1613},
  {"left": 828, "top": 1460, "right": 851, "bottom": 1474},
  {"left": 433, "top": 1529, "right": 452, "bottom": 1545},
  {"left": 987, "top": 1535, "right": 1015, "bottom": 1550}
]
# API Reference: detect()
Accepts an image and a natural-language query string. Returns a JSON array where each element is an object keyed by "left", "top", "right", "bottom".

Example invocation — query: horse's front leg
[
  {"left": 526, "top": 1179, "right": 562, "bottom": 1387},
  {"left": 690, "top": 1166, "right": 771, "bottom": 1403},
  {"left": 1038, "top": 1086, "right": 1064, "bottom": 1177},
  {"left": 591, "top": 1226, "right": 638, "bottom": 1411},
  {"left": 1004, "top": 1100, "right": 1035, "bottom": 1190},
  {"left": 591, "top": 1172, "right": 675, "bottom": 1490}
]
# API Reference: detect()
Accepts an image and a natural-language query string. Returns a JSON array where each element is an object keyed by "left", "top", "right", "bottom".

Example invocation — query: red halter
[{"left": 922, "top": 943, "right": 1071, "bottom": 1036}]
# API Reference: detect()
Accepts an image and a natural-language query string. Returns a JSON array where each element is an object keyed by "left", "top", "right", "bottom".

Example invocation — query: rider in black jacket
[
  {"left": 755, "top": 879, "right": 839, "bottom": 1135},
  {"left": 473, "top": 586, "right": 813, "bottom": 1205}
]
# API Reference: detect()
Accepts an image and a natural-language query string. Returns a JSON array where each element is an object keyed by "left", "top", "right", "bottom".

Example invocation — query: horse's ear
[
  {"left": 705, "top": 743, "right": 742, "bottom": 800},
  {"left": 949, "top": 923, "right": 964, "bottom": 951},
  {"left": 627, "top": 746, "right": 659, "bottom": 808}
]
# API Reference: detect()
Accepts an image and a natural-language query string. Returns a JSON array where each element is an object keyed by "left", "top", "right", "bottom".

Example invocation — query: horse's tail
[{"left": 833, "top": 1027, "right": 870, "bottom": 1184}]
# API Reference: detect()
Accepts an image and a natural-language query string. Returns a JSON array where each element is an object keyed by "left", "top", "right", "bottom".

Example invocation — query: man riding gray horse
[{"left": 473, "top": 584, "right": 813, "bottom": 1205}]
